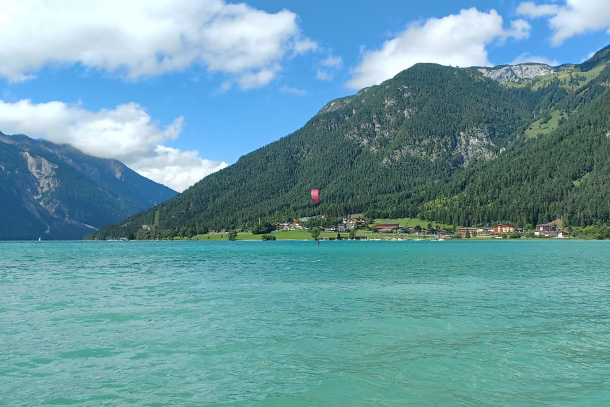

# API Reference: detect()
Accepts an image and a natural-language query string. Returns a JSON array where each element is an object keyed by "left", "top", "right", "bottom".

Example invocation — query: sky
[{"left": 1, "top": 0, "right": 609, "bottom": 192}]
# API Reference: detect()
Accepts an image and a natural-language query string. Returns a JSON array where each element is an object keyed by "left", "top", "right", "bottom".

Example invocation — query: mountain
[
  {"left": 91, "top": 44, "right": 610, "bottom": 239},
  {"left": 0, "top": 133, "right": 177, "bottom": 239}
]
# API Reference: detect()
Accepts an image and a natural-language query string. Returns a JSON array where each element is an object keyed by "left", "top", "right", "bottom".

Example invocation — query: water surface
[{"left": 1, "top": 240, "right": 609, "bottom": 406}]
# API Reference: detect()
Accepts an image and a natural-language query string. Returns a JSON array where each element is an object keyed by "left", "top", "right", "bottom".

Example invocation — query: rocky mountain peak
[{"left": 477, "top": 64, "right": 556, "bottom": 83}]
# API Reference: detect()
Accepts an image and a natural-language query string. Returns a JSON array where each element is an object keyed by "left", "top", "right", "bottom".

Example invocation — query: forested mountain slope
[
  {"left": 91, "top": 45, "right": 610, "bottom": 239},
  {"left": 0, "top": 133, "right": 177, "bottom": 239}
]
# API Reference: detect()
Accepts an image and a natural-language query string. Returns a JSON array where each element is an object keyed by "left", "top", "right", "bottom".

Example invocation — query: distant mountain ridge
[
  {"left": 475, "top": 63, "right": 557, "bottom": 82},
  {"left": 91, "top": 44, "right": 610, "bottom": 239},
  {"left": 0, "top": 133, "right": 177, "bottom": 239}
]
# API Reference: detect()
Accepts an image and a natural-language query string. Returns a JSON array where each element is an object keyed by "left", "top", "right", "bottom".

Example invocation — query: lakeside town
[
  {"left": 158, "top": 216, "right": 581, "bottom": 242},
  {"left": 270, "top": 217, "right": 569, "bottom": 239}
]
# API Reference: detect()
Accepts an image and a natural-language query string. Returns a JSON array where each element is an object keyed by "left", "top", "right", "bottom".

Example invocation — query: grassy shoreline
[{"left": 176, "top": 231, "right": 588, "bottom": 242}]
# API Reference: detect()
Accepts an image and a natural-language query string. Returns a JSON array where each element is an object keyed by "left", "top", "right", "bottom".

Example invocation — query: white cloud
[
  {"left": 133, "top": 146, "right": 227, "bottom": 192},
  {"left": 517, "top": 0, "right": 610, "bottom": 45},
  {"left": 0, "top": 0, "right": 316, "bottom": 88},
  {"left": 316, "top": 70, "right": 334, "bottom": 81},
  {"left": 292, "top": 38, "right": 319, "bottom": 55},
  {"left": 510, "top": 53, "right": 560, "bottom": 66},
  {"left": 517, "top": 2, "right": 561, "bottom": 18},
  {"left": 316, "top": 54, "right": 343, "bottom": 81},
  {"left": 279, "top": 86, "right": 307, "bottom": 95},
  {"left": 0, "top": 100, "right": 227, "bottom": 192},
  {"left": 505, "top": 19, "right": 533, "bottom": 41},
  {"left": 346, "top": 8, "right": 531, "bottom": 90},
  {"left": 321, "top": 55, "right": 343, "bottom": 68}
]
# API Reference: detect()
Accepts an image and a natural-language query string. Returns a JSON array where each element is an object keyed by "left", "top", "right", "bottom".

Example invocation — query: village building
[
  {"left": 375, "top": 223, "right": 400, "bottom": 233},
  {"left": 493, "top": 224, "right": 516, "bottom": 234},
  {"left": 275, "top": 222, "right": 290, "bottom": 231},
  {"left": 458, "top": 227, "right": 478, "bottom": 237},
  {"left": 535, "top": 223, "right": 558, "bottom": 236}
]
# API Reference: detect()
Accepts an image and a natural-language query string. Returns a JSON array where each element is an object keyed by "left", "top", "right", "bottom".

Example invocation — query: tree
[
  {"left": 227, "top": 230, "right": 238, "bottom": 241},
  {"left": 252, "top": 222, "right": 274, "bottom": 234},
  {"left": 310, "top": 227, "right": 321, "bottom": 241},
  {"left": 349, "top": 228, "right": 357, "bottom": 240}
]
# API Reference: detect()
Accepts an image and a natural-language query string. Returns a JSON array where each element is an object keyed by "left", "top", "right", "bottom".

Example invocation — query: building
[
  {"left": 535, "top": 223, "right": 558, "bottom": 237},
  {"left": 458, "top": 227, "right": 478, "bottom": 237},
  {"left": 493, "top": 224, "right": 516, "bottom": 234},
  {"left": 375, "top": 223, "right": 400, "bottom": 233}
]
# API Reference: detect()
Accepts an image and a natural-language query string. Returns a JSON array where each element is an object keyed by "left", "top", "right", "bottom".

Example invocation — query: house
[
  {"left": 556, "top": 231, "right": 569, "bottom": 238},
  {"left": 477, "top": 228, "right": 494, "bottom": 236},
  {"left": 458, "top": 227, "right": 478, "bottom": 237},
  {"left": 275, "top": 222, "right": 289, "bottom": 231},
  {"left": 493, "top": 224, "right": 516, "bottom": 234},
  {"left": 355, "top": 218, "right": 370, "bottom": 228},
  {"left": 535, "top": 223, "right": 558, "bottom": 236},
  {"left": 375, "top": 223, "right": 400, "bottom": 233}
]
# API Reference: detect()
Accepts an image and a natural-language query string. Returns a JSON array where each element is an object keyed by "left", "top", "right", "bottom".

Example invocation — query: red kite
[{"left": 311, "top": 189, "right": 320, "bottom": 204}]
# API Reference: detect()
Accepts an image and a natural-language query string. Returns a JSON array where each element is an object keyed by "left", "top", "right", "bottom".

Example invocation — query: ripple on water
[{"left": 0, "top": 240, "right": 609, "bottom": 406}]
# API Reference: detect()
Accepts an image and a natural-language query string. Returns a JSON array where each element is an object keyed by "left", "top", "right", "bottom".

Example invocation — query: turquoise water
[{"left": 1, "top": 240, "right": 609, "bottom": 406}]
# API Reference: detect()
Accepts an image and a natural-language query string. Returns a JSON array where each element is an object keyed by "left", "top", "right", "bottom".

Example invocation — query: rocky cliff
[{"left": 476, "top": 63, "right": 556, "bottom": 82}]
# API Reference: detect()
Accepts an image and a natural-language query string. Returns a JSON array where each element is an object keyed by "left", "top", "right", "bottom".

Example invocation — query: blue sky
[{"left": 1, "top": 0, "right": 609, "bottom": 191}]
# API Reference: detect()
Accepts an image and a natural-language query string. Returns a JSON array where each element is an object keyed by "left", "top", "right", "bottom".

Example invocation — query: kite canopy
[{"left": 311, "top": 189, "right": 320, "bottom": 204}]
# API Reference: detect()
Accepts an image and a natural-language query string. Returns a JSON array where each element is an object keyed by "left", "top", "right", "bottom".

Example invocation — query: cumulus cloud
[
  {"left": 0, "top": 0, "right": 316, "bottom": 88},
  {"left": 517, "top": 0, "right": 610, "bottom": 45},
  {"left": 346, "top": 8, "right": 531, "bottom": 90},
  {"left": 0, "top": 100, "right": 227, "bottom": 191}
]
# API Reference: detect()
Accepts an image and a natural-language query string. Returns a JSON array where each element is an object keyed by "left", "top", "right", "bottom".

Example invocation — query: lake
[{"left": 1, "top": 240, "right": 609, "bottom": 406}]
